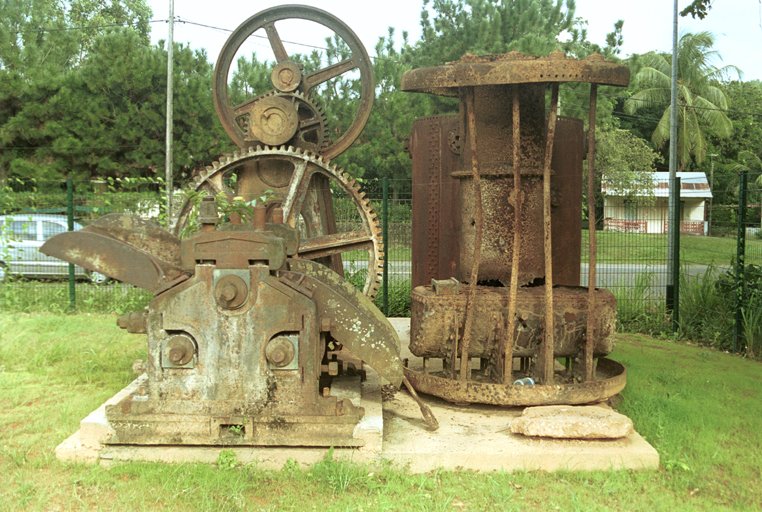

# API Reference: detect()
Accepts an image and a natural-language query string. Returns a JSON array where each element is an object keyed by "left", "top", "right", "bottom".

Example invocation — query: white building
[{"left": 603, "top": 172, "right": 712, "bottom": 236}]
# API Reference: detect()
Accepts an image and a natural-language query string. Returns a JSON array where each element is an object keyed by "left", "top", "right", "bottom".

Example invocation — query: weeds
[
  {"left": 678, "top": 266, "right": 732, "bottom": 349},
  {"left": 612, "top": 271, "right": 669, "bottom": 335},
  {"left": 741, "top": 292, "right": 762, "bottom": 357}
]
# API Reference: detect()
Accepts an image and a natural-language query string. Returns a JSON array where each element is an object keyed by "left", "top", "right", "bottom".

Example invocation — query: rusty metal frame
[
  {"left": 537, "top": 83, "right": 560, "bottom": 385},
  {"left": 585, "top": 84, "right": 599, "bottom": 382},
  {"left": 403, "top": 51, "right": 630, "bottom": 405}
]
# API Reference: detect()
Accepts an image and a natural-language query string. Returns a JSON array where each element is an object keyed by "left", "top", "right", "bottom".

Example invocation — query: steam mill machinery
[
  {"left": 42, "top": 5, "right": 407, "bottom": 446},
  {"left": 402, "top": 52, "right": 630, "bottom": 405}
]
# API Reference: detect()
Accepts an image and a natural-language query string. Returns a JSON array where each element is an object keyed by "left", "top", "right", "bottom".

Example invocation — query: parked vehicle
[{"left": 0, "top": 214, "right": 108, "bottom": 283}]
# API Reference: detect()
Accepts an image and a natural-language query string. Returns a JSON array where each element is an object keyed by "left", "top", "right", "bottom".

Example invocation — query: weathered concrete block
[{"left": 510, "top": 405, "right": 634, "bottom": 439}]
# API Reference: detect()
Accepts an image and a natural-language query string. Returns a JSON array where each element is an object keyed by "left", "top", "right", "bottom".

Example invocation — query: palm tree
[{"left": 624, "top": 32, "right": 736, "bottom": 170}]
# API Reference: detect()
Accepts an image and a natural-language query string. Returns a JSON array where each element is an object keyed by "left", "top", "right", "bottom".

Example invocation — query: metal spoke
[
  {"left": 298, "top": 231, "right": 373, "bottom": 260},
  {"left": 281, "top": 160, "right": 313, "bottom": 227},
  {"left": 264, "top": 22, "right": 289, "bottom": 63},
  {"left": 304, "top": 58, "right": 357, "bottom": 92}
]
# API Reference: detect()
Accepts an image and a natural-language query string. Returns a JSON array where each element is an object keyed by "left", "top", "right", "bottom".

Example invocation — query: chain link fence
[{"left": 1, "top": 174, "right": 760, "bottom": 355}]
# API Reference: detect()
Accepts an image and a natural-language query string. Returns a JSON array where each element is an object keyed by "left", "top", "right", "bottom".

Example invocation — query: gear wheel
[
  {"left": 213, "top": 5, "right": 374, "bottom": 160},
  {"left": 233, "top": 91, "right": 329, "bottom": 153},
  {"left": 174, "top": 146, "right": 383, "bottom": 298}
]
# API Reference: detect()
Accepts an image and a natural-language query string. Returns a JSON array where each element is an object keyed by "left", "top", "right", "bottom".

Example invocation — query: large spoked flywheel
[{"left": 174, "top": 146, "right": 383, "bottom": 298}]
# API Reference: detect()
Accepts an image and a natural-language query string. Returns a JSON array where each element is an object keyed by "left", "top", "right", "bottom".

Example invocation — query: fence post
[
  {"left": 668, "top": 177, "right": 680, "bottom": 331},
  {"left": 734, "top": 171, "right": 748, "bottom": 352},
  {"left": 66, "top": 175, "right": 76, "bottom": 312},
  {"left": 381, "top": 177, "right": 389, "bottom": 316}
]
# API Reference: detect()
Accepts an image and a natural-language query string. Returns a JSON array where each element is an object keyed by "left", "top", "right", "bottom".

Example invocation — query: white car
[{"left": 0, "top": 214, "right": 108, "bottom": 283}]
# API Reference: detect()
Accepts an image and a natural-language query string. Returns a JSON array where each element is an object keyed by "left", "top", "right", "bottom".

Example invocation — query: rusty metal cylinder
[
  {"left": 409, "top": 285, "right": 616, "bottom": 359},
  {"left": 456, "top": 85, "right": 547, "bottom": 284},
  {"left": 253, "top": 205, "right": 267, "bottom": 230}
]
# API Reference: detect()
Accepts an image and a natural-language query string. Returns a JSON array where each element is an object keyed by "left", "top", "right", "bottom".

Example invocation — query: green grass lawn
[
  {"left": 581, "top": 231, "right": 761, "bottom": 266},
  {"left": 1, "top": 313, "right": 761, "bottom": 511},
  {"left": 378, "top": 231, "right": 762, "bottom": 266}
]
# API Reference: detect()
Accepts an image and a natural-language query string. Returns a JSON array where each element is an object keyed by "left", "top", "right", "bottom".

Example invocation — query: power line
[
  {"left": 175, "top": 18, "right": 330, "bottom": 52},
  {"left": 31, "top": 19, "right": 168, "bottom": 33}
]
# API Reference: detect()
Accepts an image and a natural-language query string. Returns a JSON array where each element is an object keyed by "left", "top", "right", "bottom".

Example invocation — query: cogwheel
[
  {"left": 233, "top": 91, "right": 329, "bottom": 154},
  {"left": 174, "top": 146, "right": 383, "bottom": 298}
]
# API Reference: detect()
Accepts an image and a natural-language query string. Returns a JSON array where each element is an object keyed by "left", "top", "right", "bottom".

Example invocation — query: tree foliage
[
  {"left": 0, "top": 32, "right": 232, "bottom": 182},
  {"left": 680, "top": 0, "right": 713, "bottom": 19},
  {"left": 417, "top": 0, "right": 580, "bottom": 64},
  {"left": 597, "top": 128, "right": 661, "bottom": 202},
  {"left": 624, "top": 32, "right": 736, "bottom": 170}
]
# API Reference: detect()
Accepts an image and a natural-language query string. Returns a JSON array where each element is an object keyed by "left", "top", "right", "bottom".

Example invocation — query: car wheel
[{"left": 88, "top": 271, "right": 109, "bottom": 285}]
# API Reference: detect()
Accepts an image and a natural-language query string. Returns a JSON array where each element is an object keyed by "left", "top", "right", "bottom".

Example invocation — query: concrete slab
[{"left": 56, "top": 318, "right": 659, "bottom": 472}]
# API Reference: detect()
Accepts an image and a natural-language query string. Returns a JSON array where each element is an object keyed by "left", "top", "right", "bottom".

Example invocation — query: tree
[
  {"left": 417, "top": 0, "right": 579, "bottom": 65},
  {"left": 597, "top": 128, "right": 661, "bottom": 202},
  {"left": 623, "top": 32, "right": 736, "bottom": 171},
  {"left": 0, "top": 0, "right": 156, "bottom": 182},
  {"left": 0, "top": 29, "right": 231, "bottom": 182},
  {"left": 337, "top": 30, "right": 436, "bottom": 197},
  {"left": 681, "top": 0, "right": 713, "bottom": 19}
]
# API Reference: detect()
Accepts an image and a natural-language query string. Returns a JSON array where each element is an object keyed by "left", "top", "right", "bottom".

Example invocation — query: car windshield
[
  {"left": 9, "top": 220, "right": 37, "bottom": 241},
  {"left": 42, "top": 220, "right": 66, "bottom": 240}
]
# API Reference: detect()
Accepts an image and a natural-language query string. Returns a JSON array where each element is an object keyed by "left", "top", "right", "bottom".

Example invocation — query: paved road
[{"left": 345, "top": 260, "right": 725, "bottom": 295}]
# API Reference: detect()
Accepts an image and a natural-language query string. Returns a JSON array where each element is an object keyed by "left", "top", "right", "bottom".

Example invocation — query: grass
[
  {"left": 582, "top": 231, "right": 762, "bottom": 266},
  {"left": 2, "top": 313, "right": 762, "bottom": 510},
  {"left": 376, "top": 231, "right": 761, "bottom": 266},
  {"left": 0, "top": 280, "right": 152, "bottom": 314}
]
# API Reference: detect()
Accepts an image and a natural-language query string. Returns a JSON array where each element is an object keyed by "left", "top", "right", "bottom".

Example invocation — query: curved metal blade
[
  {"left": 84, "top": 214, "right": 182, "bottom": 266},
  {"left": 283, "top": 259, "right": 403, "bottom": 387},
  {"left": 40, "top": 230, "right": 188, "bottom": 294}
]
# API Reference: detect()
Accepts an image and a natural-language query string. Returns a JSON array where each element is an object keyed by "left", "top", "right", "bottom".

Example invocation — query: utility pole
[
  {"left": 708, "top": 153, "right": 717, "bottom": 235},
  {"left": 165, "top": 0, "right": 175, "bottom": 224},
  {"left": 666, "top": 0, "right": 679, "bottom": 313}
]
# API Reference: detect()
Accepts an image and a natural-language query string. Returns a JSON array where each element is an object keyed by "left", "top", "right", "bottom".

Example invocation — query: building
[{"left": 602, "top": 171, "right": 712, "bottom": 235}]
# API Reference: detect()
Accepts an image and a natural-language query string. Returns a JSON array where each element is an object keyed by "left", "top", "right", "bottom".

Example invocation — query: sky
[{"left": 145, "top": 0, "right": 762, "bottom": 81}]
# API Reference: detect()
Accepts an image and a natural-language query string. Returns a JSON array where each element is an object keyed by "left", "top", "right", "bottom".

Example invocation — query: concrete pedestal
[{"left": 56, "top": 318, "right": 659, "bottom": 472}]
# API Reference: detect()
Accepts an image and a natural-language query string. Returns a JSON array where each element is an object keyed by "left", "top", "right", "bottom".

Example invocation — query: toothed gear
[
  {"left": 174, "top": 146, "right": 383, "bottom": 298},
  {"left": 234, "top": 91, "right": 329, "bottom": 153},
  {"left": 213, "top": 5, "right": 374, "bottom": 160}
]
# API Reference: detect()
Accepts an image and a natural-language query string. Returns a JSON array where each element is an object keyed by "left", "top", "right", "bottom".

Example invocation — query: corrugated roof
[{"left": 603, "top": 171, "right": 712, "bottom": 198}]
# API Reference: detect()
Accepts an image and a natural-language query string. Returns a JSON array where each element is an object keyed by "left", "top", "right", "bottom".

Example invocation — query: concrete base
[{"left": 56, "top": 318, "right": 659, "bottom": 472}]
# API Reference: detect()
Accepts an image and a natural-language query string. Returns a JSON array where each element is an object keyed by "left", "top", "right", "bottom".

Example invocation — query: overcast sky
[{"left": 145, "top": 0, "right": 762, "bottom": 81}]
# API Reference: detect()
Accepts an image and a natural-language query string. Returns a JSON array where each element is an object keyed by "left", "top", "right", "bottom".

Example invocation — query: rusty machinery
[
  {"left": 401, "top": 52, "right": 630, "bottom": 405},
  {"left": 39, "top": 5, "right": 430, "bottom": 446}
]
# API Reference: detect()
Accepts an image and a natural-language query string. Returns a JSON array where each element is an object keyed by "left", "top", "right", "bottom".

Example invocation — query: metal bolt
[
  {"left": 266, "top": 336, "right": 296, "bottom": 368},
  {"left": 169, "top": 346, "right": 186, "bottom": 364},
  {"left": 214, "top": 275, "right": 248, "bottom": 310},
  {"left": 221, "top": 283, "right": 237, "bottom": 302},
  {"left": 165, "top": 334, "right": 195, "bottom": 366}
]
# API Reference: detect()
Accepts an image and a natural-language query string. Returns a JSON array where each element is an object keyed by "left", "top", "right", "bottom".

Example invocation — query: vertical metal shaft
[
  {"left": 165, "top": 0, "right": 175, "bottom": 224},
  {"left": 459, "top": 88, "right": 483, "bottom": 380},
  {"left": 538, "top": 84, "right": 559, "bottom": 384},
  {"left": 585, "top": 84, "right": 599, "bottom": 382},
  {"left": 670, "top": 177, "right": 681, "bottom": 331},
  {"left": 503, "top": 87, "right": 522, "bottom": 384},
  {"left": 382, "top": 177, "right": 389, "bottom": 316},
  {"left": 667, "top": 0, "right": 679, "bottom": 310},
  {"left": 66, "top": 175, "right": 75, "bottom": 312},
  {"left": 734, "top": 171, "right": 748, "bottom": 352}
]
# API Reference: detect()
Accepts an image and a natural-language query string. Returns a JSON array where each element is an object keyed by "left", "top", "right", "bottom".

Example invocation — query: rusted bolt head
[
  {"left": 249, "top": 96, "right": 298, "bottom": 145},
  {"left": 271, "top": 62, "right": 302, "bottom": 92},
  {"left": 214, "top": 275, "right": 248, "bottom": 309},
  {"left": 221, "top": 283, "right": 237, "bottom": 301},
  {"left": 166, "top": 334, "right": 195, "bottom": 366},
  {"left": 266, "top": 336, "right": 296, "bottom": 368}
]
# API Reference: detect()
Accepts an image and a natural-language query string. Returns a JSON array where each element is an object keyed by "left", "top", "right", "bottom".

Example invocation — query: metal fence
[{"left": 1, "top": 174, "right": 760, "bottom": 354}]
